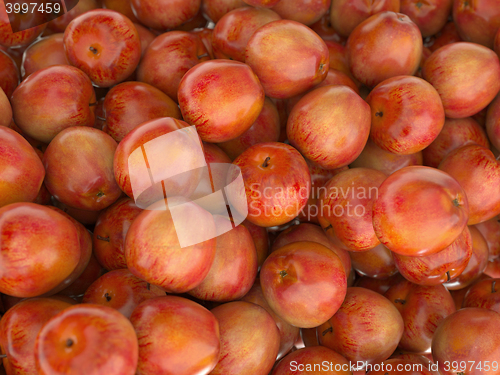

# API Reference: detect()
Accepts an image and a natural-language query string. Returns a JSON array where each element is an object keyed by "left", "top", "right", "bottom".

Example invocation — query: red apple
[
  {"left": 58, "top": 253, "right": 105, "bottom": 298},
  {"left": 428, "top": 21, "right": 462, "bottom": 52},
  {"left": 47, "top": 0, "right": 99, "bottom": 33},
  {"left": 102, "top": 0, "right": 139, "bottom": 23},
  {"left": 486, "top": 93, "right": 500, "bottom": 150},
  {"left": 350, "top": 243, "right": 398, "bottom": 279},
  {"left": 271, "top": 0, "right": 331, "bottom": 26},
  {"left": 133, "top": 22, "right": 156, "bottom": 57},
  {"left": 372, "top": 166, "right": 469, "bottom": 256},
  {"left": 474, "top": 216, "right": 500, "bottom": 260},
  {"left": 354, "top": 273, "right": 406, "bottom": 295},
  {"left": 241, "top": 219, "right": 270, "bottom": 268},
  {"left": 63, "top": 9, "right": 142, "bottom": 87},
  {"left": 0, "top": 1, "right": 46, "bottom": 48},
  {"left": 400, "top": 0, "right": 453, "bottom": 37},
  {"left": 0, "top": 50, "right": 19, "bottom": 99},
  {"left": 21, "top": 33, "right": 69, "bottom": 79},
  {"left": 463, "top": 278, "right": 500, "bottom": 313},
  {"left": 50, "top": 198, "right": 102, "bottom": 226},
  {"left": 202, "top": 0, "right": 246, "bottom": 23},
  {"left": 309, "top": 11, "right": 346, "bottom": 43},
  {"left": 130, "top": 0, "right": 201, "bottom": 30}
]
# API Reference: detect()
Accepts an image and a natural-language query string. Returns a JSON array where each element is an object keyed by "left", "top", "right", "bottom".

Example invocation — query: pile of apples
[{"left": 1, "top": 0, "right": 500, "bottom": 374}]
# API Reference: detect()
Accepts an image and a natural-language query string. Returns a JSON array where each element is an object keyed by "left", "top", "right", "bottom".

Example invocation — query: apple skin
[
  {"left": 0, "top": 1, "right": 46, "bottom": 48},
  {"left": 102, "top": 81, "right": 181, "bottom": 142},
  {"left": 51, "top": 198, "right": 101, "bottom": 226},
  {"left": 241, "top": 219, "right": 270, "bottom": 268},
  {"left": 271, "top": 223, "right": 352, "bottom": 279},
  {"left": 372, "top": 166, "right": 469, "bottom": 257},
  {"left": 429, "top": 21, "right": 462, "bottom": 52},
  {"left": 271, "top": 346, "right": 351, "bottom": 375},
  {"left": 318, "top": 167, "right": 387, "bottom": 252},
  {"left": 288, "top": 85, "right": 370, "bottom": 169},
  {"left": 0, "top": 127, "right": 45, "bottom": 208},
  {"left": 0, "top": 202, "right": 81, "bottom": 298},
  {"left": 47, "top": 0, "right": 99, "bottom": 33},
  {"left": 350, "top": 139, "right": 423, "bottom": 175},
  {"left": 202, "top": 0, "right": 246, "bottom": 23},
  {"left": 188, "top": 216, "right": 258, "bottom": 302},
  {"left": 93, "top": 197, "right": 143, "bottom": 271},
  {"left": 178, "top": 59, "right": 265, "bottom": 143},
  {"left": 392, "top": 226, "right": 473, "bottom": 286},
  {"left": 463, "top": 278, "right": 500, "bottom": 313},
  {"left": 133, "top": 22, "right": 156, "bottom": 57},
  {"left": 11, "top": 65, "right": 96, "bottom": 144},
  {"left": 0, "top": 298, "right": 72, "bottom": 374},
  {"left": 210, "top": 301, "right": 280, "bottom": 375},
  {"left": 130, "top": 0, "right": 201, "bottom": 30},
  {"left": 346, "top": 12, "right": 423, "bottom": 88},
  {"left": 103, "top": 0, "right": 139, "bottom": 23},
  {"left": 350, "top": 243, "right": 398, "bottom": 279},
  {"left": 217, "top": 97, "right": 281, "bottom": 160},
  {"left": 486, "top": 94, "right": 500, "bottom": 151},
  {"left": 271, "top": 0, "right": 331, "bottom": 26},
  {"left": 21, "top": 34, "right": 70, "bottom": 79},
  {"left": 432, "top": 308, "right": 500, "bottom": 375},
  {"left": 212, "top": 7, "right": 281, "bottom": 62},
  {"left": 59, "top": 253, "right": 106, "bottom": 298},
  {"left": 228, "top": 142, "right": 311, "bottom": 228},
  {"left": 384, "top": 280, "right": 456, "bottom": 353},
  {"left": 354, "top": 273, "right": 406, "bottom": 295},
  {"left": 63, "top": 9, "right": 142, "bottom": 88},
  {"left": 260, "top": 241, "right": 347, "bottom": 328},
  {"left": 400, "top": 0, "right": 453, "bottom": 37},
  {"left": 245, "top": 19, "right": 329, "bottom": 99},
  {"left": 485, "top": 256, "right": 500, "bottom": 278},
  {"left": 137, "top": 31, "right": 210, "bottom": 103},
  {"left": 0, "top": 50, "right": 19, "bottom": 99},
  {"left": 366, "top": 75, "right": 445, "bottom": 155},
  {"left": 422, "top": 42, "right": 500, "bottom": 119},
  {"left": 43, "top": 126, "right": 122, "bottom": 211},
  {"left": 423, "top": 117, "right": 489, "bottom": 168},
  {"left": 439, "top": 144, "right": 500, "bottom": 225},
  {"left": 35, "top": 304, "right": 138, "bottom": 375},
  {"left": 319, "top": 287, "right": 404, "bottom": 366},
  {"left": 309, "top": 11, "right": 346, "bottom": 43},
  {"left": 474, "top": 217, "right": 500, "bottom": 260},
  {"left": 452, "top": 0, "right": 500, "bottom": 49},
  {"left": 443, "top": 226, "right": 489, "bottom": 290}
]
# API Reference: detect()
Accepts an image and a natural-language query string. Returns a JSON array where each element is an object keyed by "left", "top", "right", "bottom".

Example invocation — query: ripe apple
[
  {"left": 271, "top": 0, "right": 331, "bottom": 26},
  {"left": 58, "top": 253, "right": 105, "bottom": 298},
  {"left": 474, "top": 216, "right": 500, "bottom": 260},
  {"left": 21, "top": 33, "right": 69, "bottom": 78},
  {"left": 202, "top": 0, "right": 246, "bottom": 23},
  {"left": 47, "top": 0, "right": 99, "bottom": 33},
  {"left": 350, "top": 243, "right": 397, "bottom": 279},
  {"left": 400, "top": 0, "right": 453, "bottom": 37},
  {"left": 486, "top": 93, "right": 500, "bottom": 150},
  {"left": 50, "top": 198, "right": 101, "bottom": 226},
  {"left": 372, "top": 166, "right": 469, "bottom": 256},
  {"left": 241, "top": 219, "right": 270, "bottom": 268},
  {"left": 133, "top": 22, "right": 156, "bottom": 57},
  {"left": 11, "top": 65, "right": 96, "bottom": 144},
  {"left": 102, "top": 0, "right": 139, "bottom": 23},
  {"left": 354, "top": 273, "right": 406, "bottom": 295},
  {"left": 429, "top": 21, "right": 462, "bottom": 52},
  {"left": 0, "top": 50, "right": 19, "bottom": 99},
  {"left": 130, "top": 0, "right": 201, "bottom": 30},
  {"left": 0, "top": 1, "right": 46, "bottom": 48},
  {"left": 64, "top": 9, "right": 142, "bottom": 87},
  {"left": 463, "top": 278, "right": 500, "bottom": 313}
]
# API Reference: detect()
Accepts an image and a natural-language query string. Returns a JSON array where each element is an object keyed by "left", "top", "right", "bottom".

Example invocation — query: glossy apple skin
[
  {"left": 0, "top": 202, "right": 81, "bottom": 297},
  {"left": 22, "top": 34, "right": 69, "bottom": 78},
  {"left": 271, "top": 223, "right": 352, "bottom": 279},
  {"left": 429, "top": 21, "right": 462, "bottom": 52},
  {"left": 0, "top": 298, "right": 72, "bottom": 374},
  {"left": 133, "top": 22, "right": 156, "bottom": 57},
  {"left": 384, "top": 280, "right": 455, "bottom": 353},
  {"left": 241, "top": 279, "right": 299, "bottom": 360},
  {"left": 422, "top": 42, "right": 500, "bottom": 119},
  {"left": 217, "top": 97, "right": 281, "bottom": 160},
  {"left": 212, "top": 7, "right": 281, "bottom": 62},
  {"left": 367, "top": 75, "right": 445, "bottom": 155},
  {"left": 288, "top": 85, "right": 370, "bottom": 169},
  {"left": 51, "top": 198, "right": 101, "bottom": 226},
  {"left": 346, "top": 12, "right": 422, "bottom": 88},
  {"left": 354, "top": 273, "right": 406, "bottom": 295},
  {"left": 0, "top": 127, "right": 45, "bottom": 208},
  {"left": 102, "top": 81, "right": 181, "bottom": 142},
  {"left": 443, "top": 226, "right": 489, "bottom": 290},
  {"left": 400, "top": 0, "right": 452, "bottom": 37},
  {"left": 125, "top": 198, "right": 217, "bottom": 293},
  {"left": 319, "top": 167, "right": 386, "bottom": 252},
  {"left": 463, "top": 278, "right": 500, "bottom": 313},
  {"left": 0, "top": 2, "right": 46, "bottom": 48},
  {"left": 11, "top": 65, "right": 96, "bottom": 144},
  {"left": 178, "top": 59, "right": 264, "bottom": 143},
  {"left": 350, "top": 139, "right": 423, "bottom": 175},
  {"left": 228, "top": 142, "right": 311, "bottom": 227},
  {"left": 202, "top": 0, "right": 246, "bottom": 23},
  {"left": 271, "top": 0, "right": 331, "bottom": 26},
  {"left": 350, "top": 243, "right": 398, "bottom": 279},
  {"left": 272, "top": 346, "right": 351, "bottom": 375},
  {"left": 392, "top": 226, "right": 473, "bottom": 286},
  {"left": 47, "top": 0, "right": 99, "bottom": 32},
  {"left": 453, "top": 0, "right": 500, "bottom": 49},
  {"left": 241, "top": 219, "right": 270, "bottom": 268},
  {"left": 130, "top": 0, "right": 201, "bottom": 30},
  {"left": 485, "top": 255, "right": 500, "bottom": 278},
  {"left": 486, "top": 94, "right": 500, "bottom": 150},
  {"left": 93, "top": 197, "right": 143, "bottom": 270},
  {"left": 319, "top": 287, "right": 404, "bottom": 365},
  {"left": 103, "top": 0, "right": 139, "bottom": 23},
  {"left": 474, "top": 217, "right": 500, "bottom": 260},
  {"left": 372, "top": 166, "right": 469, "bottom": 256},
  {"left": 423, "top": 117, "right": 489, "bottom": 168},
  {"left": 210, "top": 301, "right": 280, "bottom": 375},
  {"left": 261, "top": 241, "right": 347, "bottom": 328},
  {"left": 432, "top": 308, "right": 500, "bottom": 375},
  {"left": 0, "top": 50, "right": 19, "bottom": 98},
  {"left": 43, "top": 126, "right": 121, "bottom": 211},
  {"left": 439, "top": 144, "right": 500, "bottom": 225},
  {"left": 63, "top": 9, "right": 142, "bottom": 88},
  {"left": 35, "top": 304, "right": 138, "bottom": 375},
  {"left": 245, "top": 19, "right": 329, "bottom": 99},
  {"left": 59, "top": 253, "right": 105, "bottom": 298}
]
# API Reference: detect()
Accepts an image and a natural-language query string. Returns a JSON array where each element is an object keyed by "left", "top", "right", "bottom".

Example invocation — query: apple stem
[
  {"left": 375, "top": 111, "right": 383, "bottom": 117},
  {"left": 89, "top": 102, "right": 98, "bottom": 107},
  {"left": 321, "top": 327, "right": 332, "bottom": 336},
  {"left": 197, "top": 53, "right": 209, "bottom": 59},
  {"left": 96, "top": 191, "right": 105, "bottom": 198},
  {"left": 89, "top": 46, "right": 98, "bottom": 55},
  {"left": 0, "top": 354, "right": 6, "bottom": 359},
  {"left": 262, "top": 157, "right": 271, "bottom": 168},
  {"left": 452, "top": 197, "right": 461, "bottom": 207},
  {"left": 66, "top": 339, "right": 74, "bottom": 348},
  {"left": 97, "top": 115, "right": 106, "bottom": 122},
  {"left": 446, "top": 271, "right": 451, "bottom": 282},
  {"left": 394, "top": 298, "right": 406, "bottom": 305},
  {"left": 493, "top": 280, "right": 497, "bottom": 293},
  {"left": 96, "top": 235, "right": 110, "bottom": 242},
  {"left": 105, "top": 293, "right": 111, "bottom": 302},
  {"left": 147, "top": 283, "right": 151, "bottom": 291},
  {"left": 279, "top": 270, "right": 287, "bottom": 278}
]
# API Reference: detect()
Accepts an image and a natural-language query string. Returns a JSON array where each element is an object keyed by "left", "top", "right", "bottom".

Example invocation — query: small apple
[
  {"left": 130, "top": 0, "right": 201, "bottom": 30},
  {"left": 21, "top": 33, "right": 69, "bottom": 78}
]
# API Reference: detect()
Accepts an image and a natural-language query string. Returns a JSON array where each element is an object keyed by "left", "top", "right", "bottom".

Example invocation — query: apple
[
  {"left": 260, "top": 241, "right": 347, "bottom": 328},
  {"left": 432, "top": 308, "right": 500, "bottom": 375},
  {"left": 428, "top": 21, "right": 462, "bottom": 52},
  {"left": 202, "top": 0, "right": 246, "bottom": 23},
  {"left": 350, "top": 243, "right": 397, "bottom": 279},
  {"left": 372, "top": 166, "right": 469, "bottom": 256},
  {"left": 102, "top": 0, "right": 139, "bottom": 23},
  {"left": 11, "top": 65, "right": 96, "bottom": 144},
  {"left": 174, "top": 8, "right": 207, "bottom": 31},
  {"left": 245, "top": 19, "right": 329, "bottom": 99},
  {"left": 271, "top": 0, "right": 331, "bottom": 26},
  {"left": 486, "top": 93, "right": 500, "bottom": 150},
  {"left": 463, "top": 278, "right": 500, "bottom": 313},
  {"left": 43, "top": 126, "right": 121, "bottom": 211},
  {"left": 309, "top": 11, "right": 346, "bottom": 43},
  {"left": 47, "top": 0, "right": 99, "bottom": 33},
  {"left": 241, "top": 219, "right": 270, "bottom": 268},
  {"left": 210, "top": 301, "right": 280, "bottom": 375},
  {"left": 0, "top": 50, "right": 19, "bottom": 99},
  {"left": 287, "top": 85, "right": 371, "bottom": 169},
  {"left": 474, "top": 216, "right": 500, "bottom": 260},
  {"left": 0, "top": 1, "right": 46, "bottom": 48},
  {"left": 319, "top": 287, "right": 404, "bottom": 366},
  {"left": 35, "top": 304, "right": 138, "bottom": 375},
  {"left": 422, "top": 42, "right": 500, "bottom": 119},
  {"left": 133, "top": 22, "right": 156, "bottom": 57},
  {"left": 485, "top": 256, "right": 500, "bottom": 278},
  {"left": 366, "top": 75, "right": 445, "bottom": 155},
  {"left": 50, "top": 198, "right": 102, "bottom": 226},
  {"left": 63, "top": 9, "right": 142, "bottom": 88},
  {"left": 130, "top": 0, "right": 201, "bottom": 30},
  {"left": 346, "top": 12, "right": 422, "bottom": 88},
  {"left": 400, "top": 0, "right": 453, "bottom": 37},
  {"left": 58, "top": 253, "right": 105, "bottom": 298},
  {"left": 354, "top": 273, "right": 406, "bottom": 295},
  {"left": 21, "top": 33, "right": 70, "bottom": 78}
]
